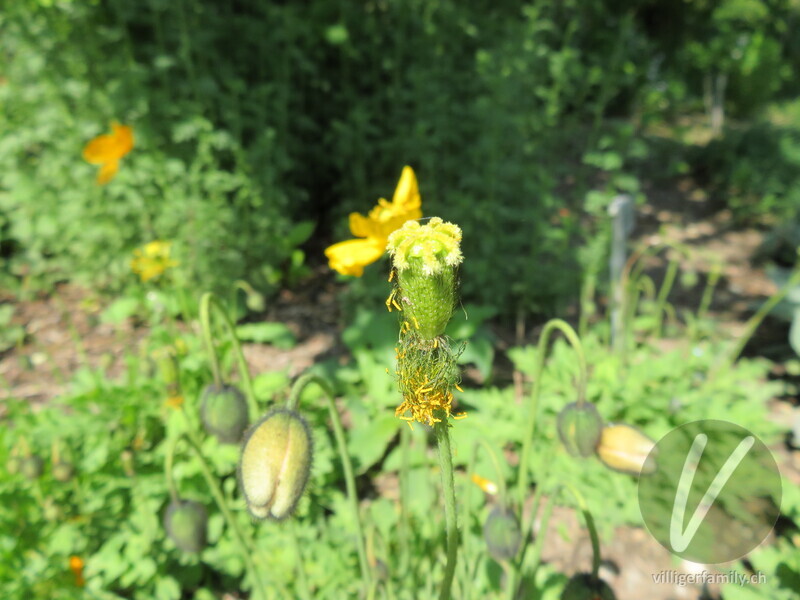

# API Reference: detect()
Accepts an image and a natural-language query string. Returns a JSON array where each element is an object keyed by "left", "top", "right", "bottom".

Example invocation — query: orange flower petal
[
  {"left": 96, "top": 160, "right": 120, "bottom": 185},
  {"left": 111, "top": 122, "right": 134, "bottom": 158},
  {"left": 324, "top": 238, "right": 386, "bottom": 277}
]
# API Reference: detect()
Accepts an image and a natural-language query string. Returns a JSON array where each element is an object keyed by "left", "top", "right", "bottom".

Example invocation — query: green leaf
[{"left": 101, "top": 297, "right": 140, "bottom": 324}]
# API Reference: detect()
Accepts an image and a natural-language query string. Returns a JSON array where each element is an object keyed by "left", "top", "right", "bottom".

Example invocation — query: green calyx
[{"left": 388, "top": 217, "right": 463, "bottom": 340}]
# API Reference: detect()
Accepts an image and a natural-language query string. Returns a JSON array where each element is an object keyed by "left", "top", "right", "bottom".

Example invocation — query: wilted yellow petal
[
  {"left": 324, "top": 238, "right": 386, "bottom": 277},
  {"left": 96, "top": 160, "right": 120, "bottom": 185}
]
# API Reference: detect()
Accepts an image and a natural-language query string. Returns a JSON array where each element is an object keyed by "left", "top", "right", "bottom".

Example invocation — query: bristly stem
[
  {"left": 164, "top": 435, "right": 180, "bottom": 503},
  {"left": 287, "top": 373, "right": 372, "bottom": 594},
  {"left": 199, "top": 292, "right": 259, "bottom": 421},
  {"left": 561, "top": 483, "right": 601, "bottom": 579},
  {"left": 435, "top": 421, "right": 458, "bottom": 600}
]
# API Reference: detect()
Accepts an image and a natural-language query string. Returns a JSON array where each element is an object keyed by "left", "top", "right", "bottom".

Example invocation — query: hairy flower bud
[
  {"left": 561, "top": 573, "right": 617, "bottom": 600},
  {"left": 557, "top": 402, "right": 603, "bottom": 458},
  {"left": 238, "top": 409, "right": 313, "bottom": 520},
  {"left": 164, "top": 500, "right": 208, "bottom": 553},
  {"left": 483, "top": 506, "right": 522, "bottom": 561},
  {"left": 200, "top": 383, "right": 249, "bottom": 444},
  {"left": 596, "top": 424, "right": 657, "bottom": 476},
  {"left": 387, "top": 217, "right": 462, "bottom": 340}
]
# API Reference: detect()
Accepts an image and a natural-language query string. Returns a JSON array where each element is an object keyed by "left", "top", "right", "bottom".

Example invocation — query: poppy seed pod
[
  {"left": 561, "top": 573, "right": 617, "bottom": 600},
  {"left": 200, "top": 384, "right": 249, "bottom": 444},
  {"left": 596, "top": 424, "right": 657, "bottom": 476},
  {"left": 163, "top": 500, "right": 208, "bottom": 553},
  {"left": 483, "top": 506, "right": 522, "bottom": 562},
  {"left": 557, "top": 402, "right": 603, "bottom": 458},
  {"left": 238, "top": 409, "right": 313, "bottom": 520},
  {"left": 21, "top": 455, "right": 44, "bottom": 480}
]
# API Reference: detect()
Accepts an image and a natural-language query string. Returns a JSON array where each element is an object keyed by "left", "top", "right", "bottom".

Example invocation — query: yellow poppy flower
[
  {"left": 83, "top": 122, "right": 134, "bottom": 185},
  {"left": 130, "top": 240, "right": 178, "bottom": 282},
  {"left": 325, "top": 166, "right": 423, "bottom": 276}
]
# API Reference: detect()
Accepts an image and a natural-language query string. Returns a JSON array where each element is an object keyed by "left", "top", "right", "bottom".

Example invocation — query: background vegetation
[{"left": 1, "top": 0, "right": 800, "bottom": 599}]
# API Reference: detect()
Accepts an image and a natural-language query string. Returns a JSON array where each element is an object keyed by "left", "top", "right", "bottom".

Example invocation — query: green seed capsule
[
  {"left": 200, "top": 384, "right": 249, "bottom": 444},
  {"left": 557, "top": 402, "right": 603, "bottom": 458},
  {"left": 561, "top": 573, "right": 617, "bottom": 600},
  {"left": 163, "top": 500, "right": 208, "bottom": 553},
  {"left": 483, "top": 506, "right": 522, "bottom": 561},
  {"left": 52, "top": 461, "right": 75, "bottom": 482},
  {"left": 21, "top": 456, "right": 44, "bottom": 480},
  {"left": 238, "top": 409, "right": 312, "bottom": 521}
]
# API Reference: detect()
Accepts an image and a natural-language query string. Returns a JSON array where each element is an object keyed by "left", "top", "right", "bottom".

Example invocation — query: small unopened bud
[
  {"left": 557, "top": 402, "right": 603, "bottom": 458},
  {"left": 21, "top": 455, "right": 44, "bottom": 480},
  {"left": 200, "top": 384, "right": 249, "bottom": 444},
  {"left": 596, "top": 424, "right": 657, "bottom": 476},
  {"left": 483, "top": 506, "right": 522, "bottom": 561},
  {"left": 238, "top": 409, "right": 313, "bottom": 520},
  {"left": 52, "top": 461, "right": 75, "bottom": 482},
  {"left": 561, "top": 573, "right": 617, "bottom": 600},
  {"left": 163, "top": 500, "right": 208, "bottom": 553}
]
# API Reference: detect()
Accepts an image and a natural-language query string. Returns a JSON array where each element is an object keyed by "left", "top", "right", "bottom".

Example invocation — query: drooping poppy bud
[
  {"left": 561, "top": 573, "right": 617, "bottom": 600},
  {"left": 238, "top": 409, "right": 313, "bottom": 520},
  {"left": 596, "top": 424, "right": 657, "bottom": 476},
  {"left": 200, "top": 383, "right": 249, "bottom": 444},
  {"left": 557, "top": 402, "right": 604, "bottom": 458},
  {"left": 163, "top": 499, "right": 208, "bottom": 553},
  {"left": 483, "top": 506, "right": 522, "bottom": 562}
]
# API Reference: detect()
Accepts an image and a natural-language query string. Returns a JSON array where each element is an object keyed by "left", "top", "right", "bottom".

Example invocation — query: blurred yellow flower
[
  {"left": 130, "top": 240, "right": 178, "bottom": 282},
  {"left": 165, "top": 395, "right": 184, "bottom": 410},
  {"left": 83, "top": 122, "right": 134, "bottom": 185},
  {"left": 470, "top": 473, "right": 498, "bottom": 495},
  {"left": 69, "top": 555, "right": 85, "bottom": 587},
  {"left": 325, "top": 166, "right": 422, "bottom": 276}
]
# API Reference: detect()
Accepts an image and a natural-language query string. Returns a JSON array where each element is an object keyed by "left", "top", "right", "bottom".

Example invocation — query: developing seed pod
[
  {"left": 200, "top": 383, "right": 249, "bottom": 444},
  {"left": 21, "top": 455, "right": 44, "bottom": 480},
  {"left": 163, "top": 500, "right": 208, "bottom": 553},
  {"left": 483, "top": 506, "right": 522, "bottom": 561},
  {"left": 557, "top": 402, "right": 603, "bottom": 458},
  {"left": 238, "top": 409, "right": 313, "bottom": 520},
  {"left": 52, "top": 461, "right": 75, "bottom": 483},
  {"left": 561, "top": 573, "right": 617, "bottom": 600},
  {"left": 596, "top": 424, "right": 657, "bottom": 476}
]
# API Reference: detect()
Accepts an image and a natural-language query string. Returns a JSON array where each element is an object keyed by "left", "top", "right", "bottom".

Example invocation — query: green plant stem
[
  {"left": 654, "top": 257, "right": 679, "bottom": 338},
  {"left": 516, "top": 319, "right": 587, "bottom": 511},
  {"left": 698, "top": 263, "right": 722, "bottom": 319},
  {"left": 164, "top": 436, "right": 180, "bottom": 502},
  {"left": 180, "top": 424, "right": 270, "bottom": 600},
  {"left": 399, "top": 424, "right": 411, "bottom": 575},
  {"left": 199, "top": 292, "right": 259, "bottom": 420},
  {"left": 477, "top": 439, "right": 507, "bottom": 502},
  {"left": 290, "top": 522, "right": 313, "bottom": 600},
  {"left": 727, "top": 265, "right": 800, "bottom": 366},
  {"left": 561, "top": 483, "right": 601, "bottom": 579},
  {"left": 434, "top": 421, "right": 458, "bottom": 600},
  {"left": 199, "top": 293, "right": 223, "bottom": 388},
  {"left": 287, "top": 373, "right": 372, "bottom": 594}
]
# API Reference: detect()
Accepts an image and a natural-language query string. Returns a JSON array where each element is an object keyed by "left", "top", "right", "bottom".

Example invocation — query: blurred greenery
[{"left": 2, "top": 0, "right": 799, "bottom": 315}]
